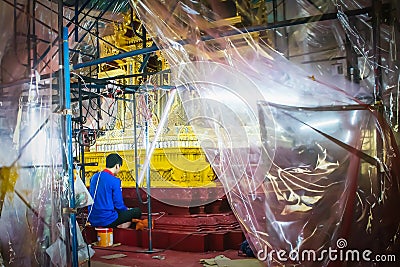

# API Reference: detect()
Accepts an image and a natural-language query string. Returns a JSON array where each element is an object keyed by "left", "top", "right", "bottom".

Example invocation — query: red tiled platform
[
  {"left": 81, "top": 187, "right": 244, "bottom": 252},
  {"left": 83, "top": 214, "right": 244, "bottom": 252},
  {"left": 122, "top": 186, "right": 231, "bottom": 215}
]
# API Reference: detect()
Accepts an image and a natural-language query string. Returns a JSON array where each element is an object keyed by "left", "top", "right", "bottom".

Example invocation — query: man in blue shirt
[{"left": 88, "top": 153, "right": 141, "bottom": 228}]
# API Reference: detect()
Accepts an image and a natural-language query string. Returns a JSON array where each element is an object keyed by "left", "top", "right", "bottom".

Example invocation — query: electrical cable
[
  {"left": 80, "top": 169, "right": 101, "bottom": 266},
  {"left": 133, "top": 91, "right": 148, "bottom": 205},
  {"left": 74, "top": 163, "right": 93, "bottom": 267},
  {"left": 71, "top": 72, "right": 121, "bottom": 130},
  {"left": 85, "top": 171, "right": 101, "bottom": 226}
]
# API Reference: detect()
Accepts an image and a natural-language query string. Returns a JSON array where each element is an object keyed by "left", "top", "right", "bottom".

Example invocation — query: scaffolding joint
[
  {"left": 63, "top": 207, "right": 77, "bottom": 214},
  {"left": 57, "top": 109, "right": 73, "bottom": 116}
]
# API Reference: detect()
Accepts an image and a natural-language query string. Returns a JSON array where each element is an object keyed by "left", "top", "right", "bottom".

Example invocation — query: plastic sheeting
[
  {"left": 131, "top": 0, "right": 400, "bottom": 266},
  {"left": 0, "top": 0, "right": 113, "bottom": 266},
  {"left": 0, "top": 1, "right": 67, "bottom": 266}
]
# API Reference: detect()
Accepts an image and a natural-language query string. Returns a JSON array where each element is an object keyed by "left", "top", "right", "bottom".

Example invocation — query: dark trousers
[{"left": 105, "top": 208, "right": 142, "bottom": 228}]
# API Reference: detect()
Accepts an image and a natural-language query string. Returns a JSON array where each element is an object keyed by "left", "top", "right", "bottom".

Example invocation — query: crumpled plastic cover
[
  {"left": 131, "top": 0, "right": 400, "bottom": 265},
  {"left": 0, "top": 0, "right": 128, "bottom": 265}
]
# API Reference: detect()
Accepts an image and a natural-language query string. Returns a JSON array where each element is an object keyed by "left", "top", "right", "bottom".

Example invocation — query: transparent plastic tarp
[
  {"left": 0, "top": 1, "right": 99, "bottom": 266},
  {"left": 0, "top": 0, "right": 137, "bottom": 264},
  {"left": 132, "top": 0, "right": 400, "bottom": 265}
]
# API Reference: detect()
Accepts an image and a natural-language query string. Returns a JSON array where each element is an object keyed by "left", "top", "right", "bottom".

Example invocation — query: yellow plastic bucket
[{"left": 95, "top": 228, "right": 113, "bottom": 247}]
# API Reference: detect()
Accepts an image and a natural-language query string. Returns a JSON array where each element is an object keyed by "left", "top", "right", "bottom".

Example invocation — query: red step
[
  {"left": 83, "top": 227, "right": 244, "bottom": 252},
  {"left": 82, "top": 212, "right": 244, "bottom": 252},
  {"left": 81, "top": 187, "right": 245, "bottom": 252}
]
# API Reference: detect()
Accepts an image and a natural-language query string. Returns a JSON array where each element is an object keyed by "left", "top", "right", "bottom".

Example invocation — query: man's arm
[{"left": 112, "top": 178, "right": 128, "bottom": 211}]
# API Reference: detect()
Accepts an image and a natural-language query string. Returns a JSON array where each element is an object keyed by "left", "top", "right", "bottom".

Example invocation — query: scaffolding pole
[{"left": 63, "top": 26, "right": 79, "bottom": 267}]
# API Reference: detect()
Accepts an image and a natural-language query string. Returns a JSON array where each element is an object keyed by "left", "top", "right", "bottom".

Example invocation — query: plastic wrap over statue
[{"left": 131, "top": 0, "right": 400, "bottom": 266}]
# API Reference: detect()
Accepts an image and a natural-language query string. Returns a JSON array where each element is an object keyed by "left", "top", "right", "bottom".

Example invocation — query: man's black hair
[{"left": 106, "top": 153, "right": 123, "bottom": 168}]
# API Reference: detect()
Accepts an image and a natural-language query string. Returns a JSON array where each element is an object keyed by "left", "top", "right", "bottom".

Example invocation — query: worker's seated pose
[{"left": 88, "top": 153, "right": 141, "bottom": 228}]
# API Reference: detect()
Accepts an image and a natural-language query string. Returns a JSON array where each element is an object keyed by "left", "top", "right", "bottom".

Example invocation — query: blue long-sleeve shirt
[{"left": 88, "top": 170, "right": 128, "bottom": 227}]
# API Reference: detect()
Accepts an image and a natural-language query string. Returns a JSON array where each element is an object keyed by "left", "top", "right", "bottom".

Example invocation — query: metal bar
[
  {"left": 74, "top": 0, "right": 79, "bottom": 42},
  {"left": 305, "top": 0, "right": 320, "bottom": 11},
  {"left": 283, "top": 0, "right": 289, "bottom": 58},
  {"left": 32, "top": 0, "right": 38, "bottom": 68},
  {"left": 74, "top": 7, "right": 371, "bottom": 70},
  {"left": 223, "top": 7, "right": 371, "bottom": 36},
  {"left": 39, "top": 26, "right": 126, "bottom": 73},
  {"left": 87, "top": 69, "right": 170, "bottom": 81},
  {"left": 265, "top": 102, "right": 370, "bottom": 111},
  {"left": 70, "top": 83, "right": 110, "bottom": 89},
  {"left": 97, "top": 86, "right": 101, "bottom": 130},
  {"left": 73, "top": 0, "right": 101, "bottom": 25},
  {"left": 3, "top": 0, "right": 57, "bottom": 33},
  {"left": 78, "top": 80, "right": 86, "bottom": 184},
  {"left": 13, "top": 0, "right": 17, "bottom": 50},
  {"left": 96, "top": 17, "right": 102, "bottom": 131},
  {"left": 134, "top": 92, "right": 147, "bottom": 205},
  {"left": 372, "top": 1, "right": 382, "bottom": 102},
  {"left": 65, "top": 3, "right": 117, "bottom": 25},
  {"left": 139, "top": 24, "right": 149, "bottom": 75},
  {"left": 27, "top": 0, "right": 32, "bottom": 70},
  {"left": 345, "top": 34, "right": 360, "bottom": 82},
  {"left": 74, "top": 45, "right": 158, "bottom": 69},
  {"left": 272, "top": 0, "right": 278, "bottom": 48},
  {"left": 40, "top": 0, "right": 126, "bottom": 71},
  {"left": 10, "top": 117, "right": 50, "bottom": 166},
  {"left": 69, "top": 49, "right": 96, "bottom": 58},
  {"left": 34, "top": 0, "right": 69, "bottom": 70},
  {"left": 36, "top": 46, "right": 56, "bottom": 72},
  {"left": 63, "top": 27, "right": 79, "bottom": 267},
  {"left": 35, "top": 0, "right": 126, "bottom": 71},
  {"left": 301, "top": 56, "right": 346, "bottom": 64},
  {"left": 37, "top": 49, "right": 53, "bottom": 73},
  {"left": 58, "top": 0, "right": 65, "bottom": 111},
  {"left": 69, "top": 0, "right": 101, "bottom": 42},
  {"left": 40, "top": 32, "right": 125, "bottom": 74},
  {"left": 28, "top": 35, "right": 51, "bottom": 44},
  {"left": 69, "top": 85, "right": 178, "bottom": 102},
  {"left": 371, "top": 0, "right": 384, "bottom": 218},
  {"left": 141, "top": 25, "right": 155, "bottom": 252},
  {"left": 139, "top": 53, "right": 151, "bottom": 73},
  {"left": 0, "top": 72, "right": 55, "bottom": 89},
  {"left": 76, "top": 1, "right": 115, "bottom": 46},
  {"left": 65, "top": 0, "right": 93, "bottom": 28},
  {"left": 144, "top": 92, "right": 153, "bottom": 252},
  {"left": 96, "top": 18, "right": 100, "bottom": 72},
  {"left": 57, "top": 3, "right": 70, "bottom": 266}
]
